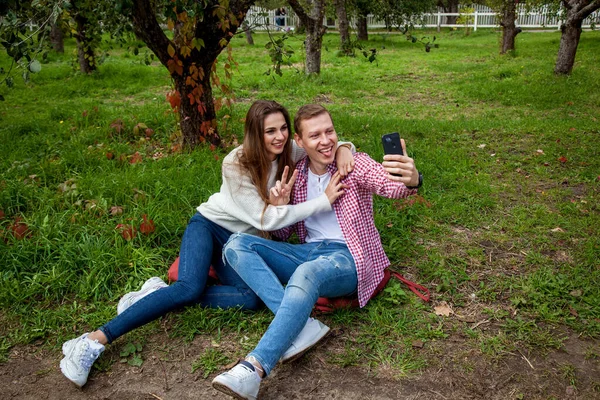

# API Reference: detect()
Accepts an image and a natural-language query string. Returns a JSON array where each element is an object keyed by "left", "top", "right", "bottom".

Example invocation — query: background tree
[
  {"left": 333, "top": 0, "right": 351, "bottom": 54},
  {"left": 127, "top": 0, "right": 255, "bottom": 147},
  {"left": 484, "top": 0, "right": 523, "bottom": 54},
  {"left": 375, "top": 0, "right": 437, "bottom": 30},
  {"left": 50, "top": 18, "right": 65, "bottom": 53},
  {"left": 0, "top": 0, "right": 59, "bottom": 88},
  {"left": 438, "top": 0, "right": 460, "bottom": 25},
  {"left": 67, "top": 0, "right": 104, "bottom": 73},
  {"left": 554, "top": 0, "right": 600, "bottom": 74},
  {"left": 287, "top": 0, "right": 327, "bottom": 74}
]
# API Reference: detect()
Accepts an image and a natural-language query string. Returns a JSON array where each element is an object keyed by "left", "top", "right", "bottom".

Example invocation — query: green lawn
[{"left": 1, "top": 28, "right": 599, "bottom": 377}]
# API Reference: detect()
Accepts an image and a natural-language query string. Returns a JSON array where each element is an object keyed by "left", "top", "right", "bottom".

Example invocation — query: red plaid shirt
[{"left": 273, "top": 153, "right": 417, "bottom": 307}]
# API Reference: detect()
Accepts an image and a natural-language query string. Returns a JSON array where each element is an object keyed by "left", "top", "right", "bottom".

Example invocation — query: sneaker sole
[
  {"left": 212, "top": 381, "right": 256, "bottom": 400},
  {"left": 280, "top": 325, "right": 330, "bottom": 363},
  {"left": 59, "top": 357, "right": 85, "bottom": 388}
]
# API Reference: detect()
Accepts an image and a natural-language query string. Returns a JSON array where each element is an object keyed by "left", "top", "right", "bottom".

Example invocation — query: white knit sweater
[{"left": 198, "top": 143, "right": 332, "bottom": 234}]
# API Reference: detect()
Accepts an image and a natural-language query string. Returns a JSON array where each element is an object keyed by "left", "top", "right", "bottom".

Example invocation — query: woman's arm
[{"left": 222, "top": 160, "right": 332, "bottom": 231}]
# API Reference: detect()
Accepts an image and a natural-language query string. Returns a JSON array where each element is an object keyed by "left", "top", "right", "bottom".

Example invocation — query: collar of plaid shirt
[{"left": 292, "top": 155, "right": 397, "bottom": 307}]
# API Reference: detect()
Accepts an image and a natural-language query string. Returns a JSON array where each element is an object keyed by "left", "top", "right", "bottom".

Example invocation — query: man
[{"left": 212, "top": 104, "right": 422, "bottom": 400}]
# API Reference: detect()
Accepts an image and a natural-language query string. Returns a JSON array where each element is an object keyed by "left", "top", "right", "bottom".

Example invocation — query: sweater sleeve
[
  {"left": 350, "top": 153, "right": 418, "bottom": 199},
  {"left": 221, "top": 158, "right": 332, "bottom": 232}
]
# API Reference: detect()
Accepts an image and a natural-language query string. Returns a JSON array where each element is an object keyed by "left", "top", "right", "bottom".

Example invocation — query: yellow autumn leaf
[{"left": 167, "top": 44, "right": 176, "bottom": 58}]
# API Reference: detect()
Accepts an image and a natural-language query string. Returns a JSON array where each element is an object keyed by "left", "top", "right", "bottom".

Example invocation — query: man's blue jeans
[
  {"left": 224, "top": 232, "right": 358, "bottom": 375},
  {"left": 99, "top": 214, "right": 261, "bottom": 344}
]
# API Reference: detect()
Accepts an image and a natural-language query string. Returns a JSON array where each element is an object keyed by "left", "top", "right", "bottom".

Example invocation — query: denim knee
[
  {"left": 169, "top": 280, "right": 204, "bottom": 306},
  {"left": 222, "top": 232, "right": 251, "bottom": 270}
]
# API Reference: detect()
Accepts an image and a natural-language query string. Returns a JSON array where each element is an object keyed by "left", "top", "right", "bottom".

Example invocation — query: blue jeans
[
  {"left": 224, "top": 233, "right": 358, "bottom": 375},
  {"left": 99, "top": 214, "right": 261, "bottom": 344}
]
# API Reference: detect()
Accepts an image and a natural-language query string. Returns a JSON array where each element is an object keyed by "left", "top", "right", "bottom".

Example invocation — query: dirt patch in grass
[{"left": 1, "top": 326, "right": 598, "bottom": 400}]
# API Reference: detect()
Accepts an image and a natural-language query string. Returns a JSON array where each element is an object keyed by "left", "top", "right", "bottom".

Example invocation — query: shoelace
[
  {"left": 79, "top": 343, "right": 100, "bottom": 371},
  {"left": 227, "top": 364, "right": 255, "bottom": 379}
]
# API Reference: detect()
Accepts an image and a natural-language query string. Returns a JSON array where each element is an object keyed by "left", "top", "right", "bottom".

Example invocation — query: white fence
[{"left": 245, "top": 6, "right": 599, "bottom": 32}]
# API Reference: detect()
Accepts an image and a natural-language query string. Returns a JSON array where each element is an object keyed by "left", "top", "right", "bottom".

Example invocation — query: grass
[{"left": 1, "top": 27, "right": 599, "bottom": 380}]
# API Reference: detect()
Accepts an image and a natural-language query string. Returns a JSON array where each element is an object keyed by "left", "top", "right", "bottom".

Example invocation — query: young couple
[{"left": 59, "top": 101, "right": 421, "bottom": 395}]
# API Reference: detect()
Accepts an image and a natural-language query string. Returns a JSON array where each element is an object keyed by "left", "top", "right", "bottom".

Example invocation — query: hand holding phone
[{"left": 381, "top": 134, "right": 422, "bottom": 187}]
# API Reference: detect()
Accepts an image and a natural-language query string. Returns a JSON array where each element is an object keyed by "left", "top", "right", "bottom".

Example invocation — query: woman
[{"left": 59, "top": 100, "right": 354, "bottom": 387}]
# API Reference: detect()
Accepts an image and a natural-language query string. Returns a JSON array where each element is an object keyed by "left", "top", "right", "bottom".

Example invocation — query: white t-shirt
[{"left": 304, "top": 170, "right": 345, "bottom": 244}]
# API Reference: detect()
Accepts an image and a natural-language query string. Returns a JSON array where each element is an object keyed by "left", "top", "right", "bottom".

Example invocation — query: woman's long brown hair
[{"left": 237, "top": 100, "right": 295, "bottom": 214}]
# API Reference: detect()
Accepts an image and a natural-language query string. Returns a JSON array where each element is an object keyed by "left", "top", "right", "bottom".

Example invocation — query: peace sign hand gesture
[{"left": 269, "top": 165, "right": 299, "bottom": 206}]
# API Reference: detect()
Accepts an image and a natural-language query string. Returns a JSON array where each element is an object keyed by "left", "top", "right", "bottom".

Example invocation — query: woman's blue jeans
[
  {"left": 99, "top": 214, "right": 261, "bottom": 344},
  {"left": 224, "top": 232, "right": 358, "bottom": 375}
]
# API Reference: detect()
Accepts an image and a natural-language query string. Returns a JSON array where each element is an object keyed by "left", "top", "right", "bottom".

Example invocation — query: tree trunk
[
  {"left": 438, "top": 0, "right": 459, "bottom": 24},
  {"left": 553, "top": 0, "right": 600, "bottom": 75},
  {"left": 288, "top": 0, "right": 327, "bottom": 75},
  {"left": 305, "top": 23, "right": 325, "bottom": 74},
  {"left": 174, "top": 64, "right": 220, "bottom": 147},
  {"left": 357, "top": 16, "right": 368, "bottom": 41},
  {"left": 50, "top": 22, "right": 64, "bottom": 53},
  {"left": 130, "top": 0, "right": 253, "bottom": 147},
  {"left": 334, "top": 0, "right": 351, "bottom": 54},
  {"left": 74, "top": 15, "right": 95, "bottom": 73},
  {"left": 242, "top": 21, "right": 254, "bottom": 45},
  {"left": 555, "top": 19, "right": 583, "bottom": 74},
  {"left": 500, "top": 2, "right": 522, "bottom": 54},
  {"left": 446, "top": 1, "right": 459, "bottom": 25}
]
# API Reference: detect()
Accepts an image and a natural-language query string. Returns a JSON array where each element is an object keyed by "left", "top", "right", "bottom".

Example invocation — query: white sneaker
[
  {"left": 212, "top": 360, "right": 261, "bottom": 400},
  {"left": 60, "top": 333, "right": 105, "bottom": 387},
  {"left": 280, "top": 317, "right": 330, "bottom": 363},
  {"left": 117, "top": 276, "right": 168, "bottom": 315}
]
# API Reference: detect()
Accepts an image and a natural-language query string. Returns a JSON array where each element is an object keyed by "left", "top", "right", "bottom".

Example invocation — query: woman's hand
[
  {"left": 382, "top": 139, "right": 419, "bottom": 187},
  {"left": 335, "top": 145, "right": 355, "bottom": 177},
  {"left": 325, "top": 171, "right": 347, "bottom": 204},
  {"left": 269, "top": 165, "right": 298, "bottom": 206}
]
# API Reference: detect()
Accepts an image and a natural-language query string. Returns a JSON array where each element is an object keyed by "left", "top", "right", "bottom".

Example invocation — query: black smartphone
[{"left": 381, "top": 132, "right": 404, "bottom": 156}]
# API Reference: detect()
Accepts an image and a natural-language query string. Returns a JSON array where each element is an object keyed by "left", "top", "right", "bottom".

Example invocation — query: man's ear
[{"left": 294, "top": 133, "right": 303, "bottom": 148}]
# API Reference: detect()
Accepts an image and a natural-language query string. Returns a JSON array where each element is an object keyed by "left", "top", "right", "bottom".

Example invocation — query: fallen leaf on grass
[
  {"left": 129, "top": 152, "right": 143, "bottom": 164},
  {"left": 570, "top": 290, "right": 582, "bottom": 297},
  {"left": 139, "top": 214, "right": 155, "bottom": 235},
  {"left": 536, "top": 149, "right": 544, "bottom": 154},
  {"left": 551, "top": 227, "right": 565, "bottom": 233},
  {"left": 133, "top": 123, "right": 148, "bottom": 136},
  {"left": 110, "top": 119, "right": 125, "bottom": 134},
  {"left": 116, "top": 224, "right": 136, "bottom": 240},
  {"left": 558, "top": 156, "right": 568, "bottom": 163},
  {"left": 11, "top": 217, "right": 31, "bottom": 240},
  {"left": 110, "top": 206, "right": 124, "bottom": 216},
  {"left": 434, "top": 301, "right": 454, "bottom": 317}
]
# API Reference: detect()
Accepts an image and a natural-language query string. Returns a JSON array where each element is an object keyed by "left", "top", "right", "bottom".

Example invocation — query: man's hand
[
  {"left": 382, "top": 139, "right": 419, "bottom": 187},
  {"left": 335, "top": 145, "right": 354, "bottom": 177},
  {"left": 325, "top": 171, "right": 347, "bottom": 204},
  {"left": 269, "top": 165, "right": 298, "bottom": 206}
]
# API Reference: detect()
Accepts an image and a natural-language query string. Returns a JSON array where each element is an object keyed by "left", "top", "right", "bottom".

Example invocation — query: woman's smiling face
[{"left": 263, "top": 112, "right": 289, "bottom": 161}]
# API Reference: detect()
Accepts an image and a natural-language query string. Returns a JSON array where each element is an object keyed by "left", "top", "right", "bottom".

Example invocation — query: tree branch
[
  {"left": 575, "top": 0, "right": 600, "bottom": 20},
  {"left": 131, "top": 0, "right": 172, "bottom": 65}
]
